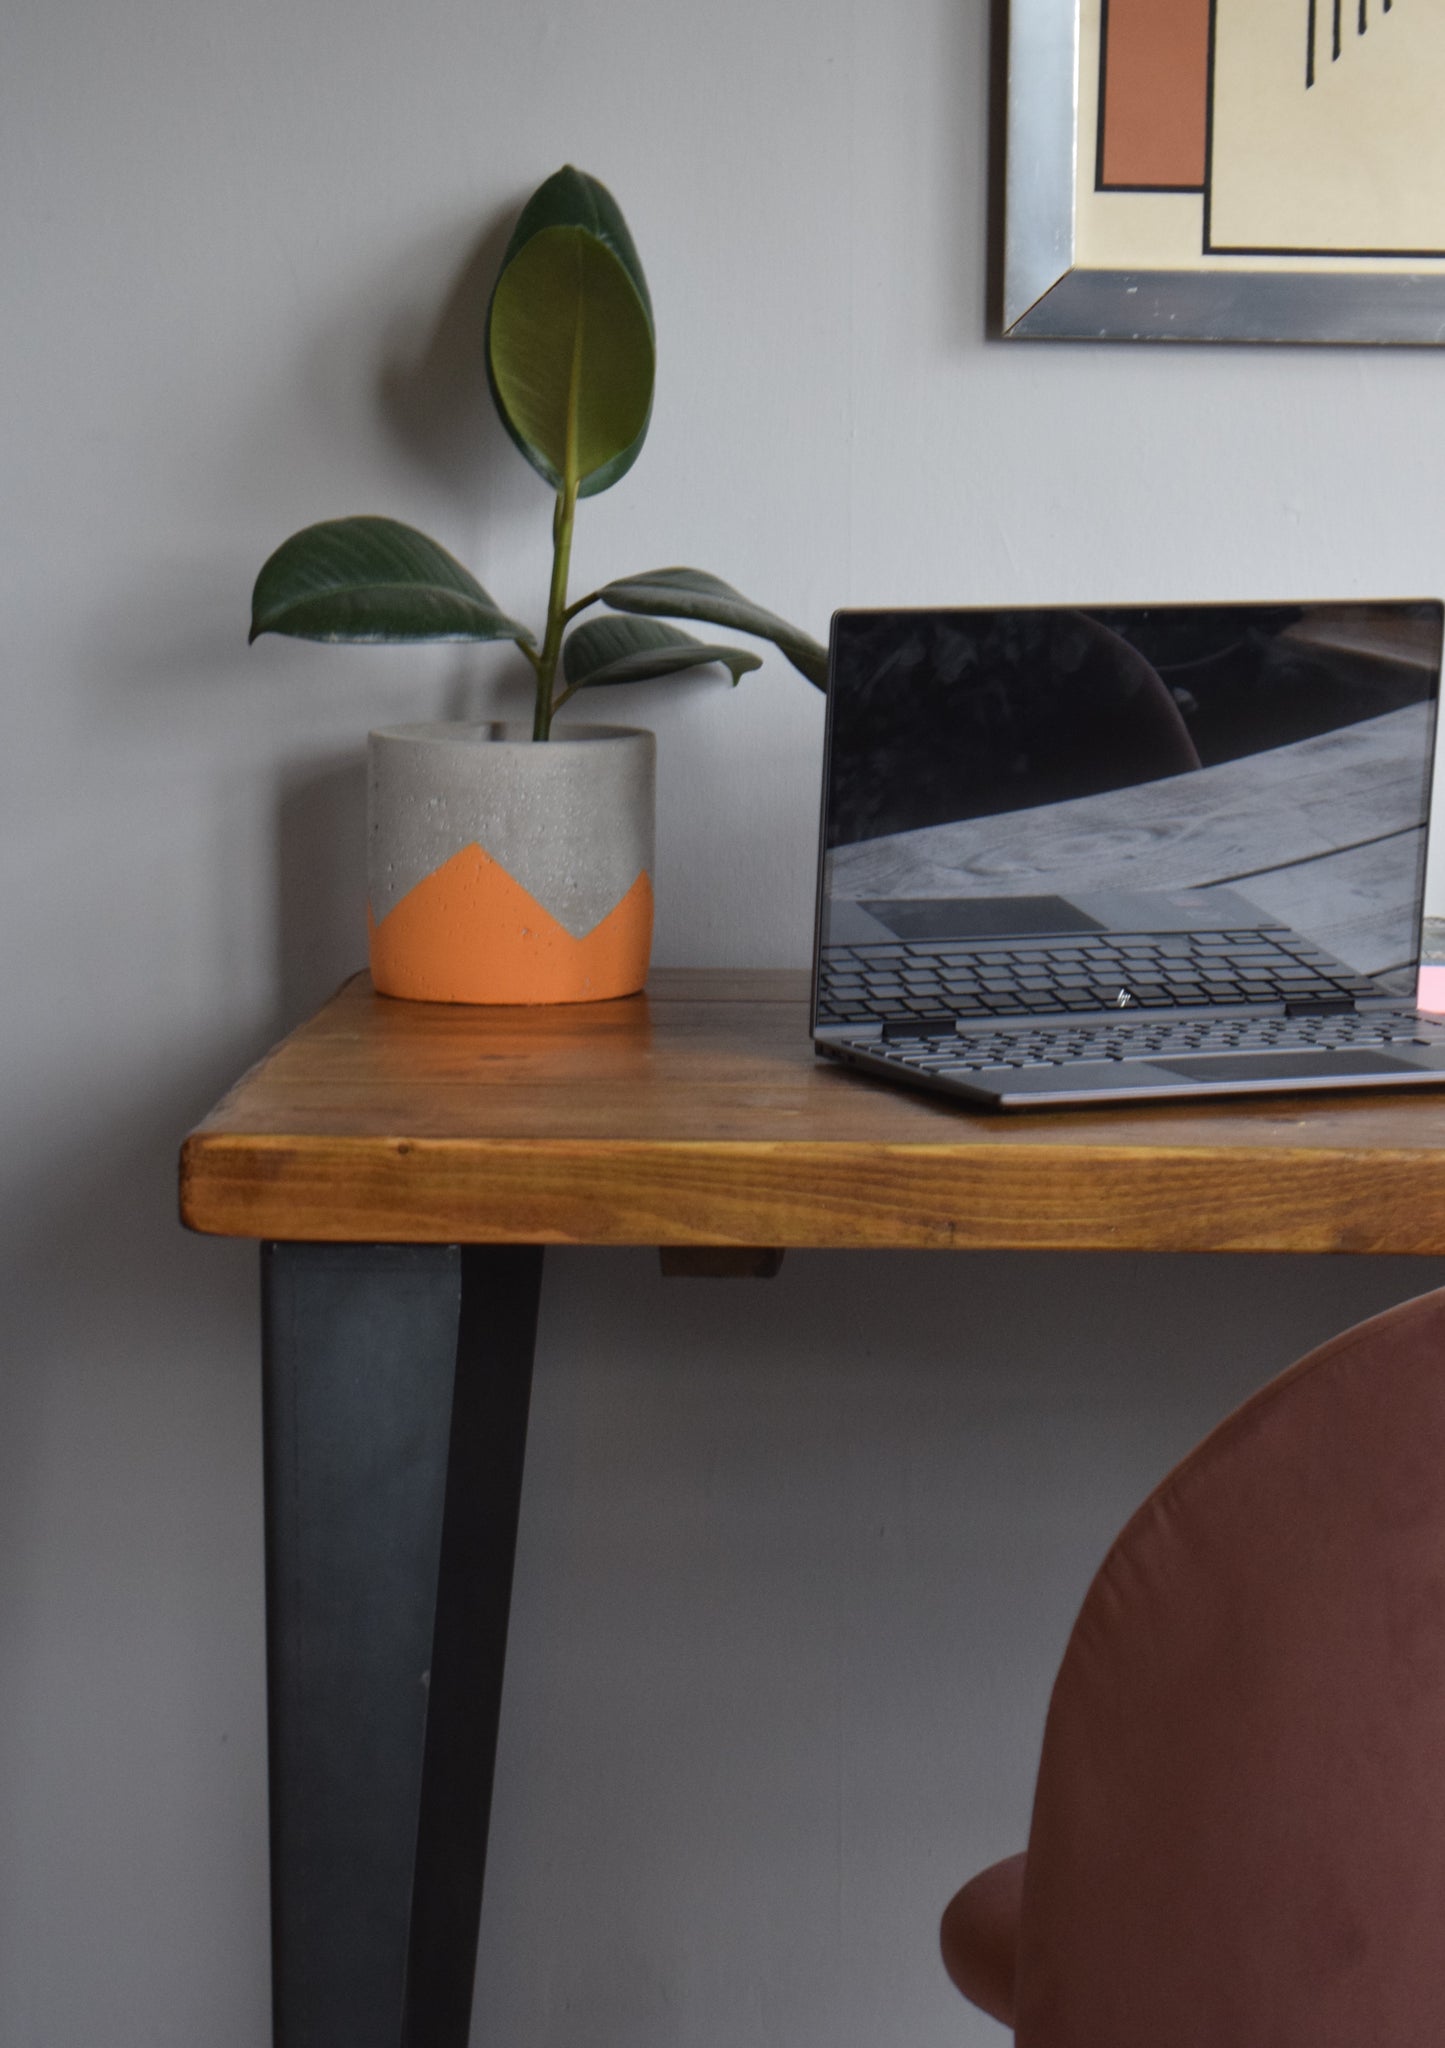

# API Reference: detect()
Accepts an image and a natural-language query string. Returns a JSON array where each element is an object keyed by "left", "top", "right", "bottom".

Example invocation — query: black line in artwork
[
  {"left": 1312, "top": 0, "right": 1401, "bottom": 80},
  {"left": 1095, "top": 0, "right": 1111, "bottom": 191},
  {"left": 1201, "top": 0, "right": 1219, "bottom": 252},
  {"left": 1208, "top": 238, "right": 1445, "bottom": 257}
]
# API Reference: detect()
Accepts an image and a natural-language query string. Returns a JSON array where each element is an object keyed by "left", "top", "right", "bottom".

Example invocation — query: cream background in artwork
[
  {"left": 1210, "top": 0, "right": 1445, "bottom": 254},
  {"left": 1073, "top": 0, "right": 1444, "bottom": 271}
]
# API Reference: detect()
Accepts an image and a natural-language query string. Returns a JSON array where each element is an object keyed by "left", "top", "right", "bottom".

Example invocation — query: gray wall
[{"left": 3, "top": 0, "right": 1444, "bottom": 2041}]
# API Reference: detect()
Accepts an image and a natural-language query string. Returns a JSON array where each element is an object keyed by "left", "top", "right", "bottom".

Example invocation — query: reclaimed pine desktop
[{"left": 180, "top": 967, "right": 1445, "bottom": 2048}]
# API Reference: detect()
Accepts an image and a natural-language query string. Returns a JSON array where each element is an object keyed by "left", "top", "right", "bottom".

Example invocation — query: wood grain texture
[{"left": 180, "top": 971, "right": 1445, "bottom": 1252}]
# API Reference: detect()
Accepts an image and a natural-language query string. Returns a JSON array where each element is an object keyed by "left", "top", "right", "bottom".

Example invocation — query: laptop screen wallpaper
[{"left": 820, "top": 603, "right": 1443, "bottom": 997}]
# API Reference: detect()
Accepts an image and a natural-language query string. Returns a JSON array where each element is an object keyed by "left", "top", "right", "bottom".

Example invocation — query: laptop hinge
[
  {"left": 1283, "top": 996, "right": 1357, "bottom": 1017},
  {"left": 818, "top": 1018, "right": 882, "bottom": 1042}
]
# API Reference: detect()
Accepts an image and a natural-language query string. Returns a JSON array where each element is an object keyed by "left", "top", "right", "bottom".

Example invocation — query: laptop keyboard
[
  {"left": 846, "top": 1009, "right": 1429, "bottom": 1075},
  {"left": 818, "top": 929, "right": 1379, "bottom": 1025}
]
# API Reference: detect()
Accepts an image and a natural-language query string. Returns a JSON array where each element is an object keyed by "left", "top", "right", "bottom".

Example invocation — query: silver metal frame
[{"left": 1002, "top": 0, "right": 1445, "bottom": 345}]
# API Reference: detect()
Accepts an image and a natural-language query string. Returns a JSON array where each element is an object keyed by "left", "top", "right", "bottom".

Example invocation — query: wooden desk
[{"left": 180, "top": 968, "right": 1445, "bottom": 2048}]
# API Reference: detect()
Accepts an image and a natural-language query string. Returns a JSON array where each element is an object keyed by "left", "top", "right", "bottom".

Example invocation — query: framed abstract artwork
[{"left": 1003, "top": 0, "right": 1445, "bottom": 342}]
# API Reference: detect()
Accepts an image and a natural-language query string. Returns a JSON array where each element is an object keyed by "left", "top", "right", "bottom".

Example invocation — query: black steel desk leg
[{"left": 261, "top": 1242, "right": 545, "bottom": 2048}]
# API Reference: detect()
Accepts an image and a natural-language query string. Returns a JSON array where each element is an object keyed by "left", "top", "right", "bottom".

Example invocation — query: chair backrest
[{"left": 1015, "top": 1286, "right": 1445, "bottom": 2048}]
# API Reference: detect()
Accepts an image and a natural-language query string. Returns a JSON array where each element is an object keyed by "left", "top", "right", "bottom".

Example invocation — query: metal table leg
[{"left": 261, "top": 1241, "right": 544, "bottom": 2048}]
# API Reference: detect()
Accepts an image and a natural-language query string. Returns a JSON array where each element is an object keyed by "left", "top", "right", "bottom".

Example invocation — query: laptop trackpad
[{"left": 1153, "top": 1050, "right": 1415, "bottom": 1083}]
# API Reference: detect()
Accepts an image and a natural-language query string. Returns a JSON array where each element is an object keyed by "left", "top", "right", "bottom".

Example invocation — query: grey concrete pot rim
[{"left": 369, "top": 721, "right": 652, "bottom": 749}]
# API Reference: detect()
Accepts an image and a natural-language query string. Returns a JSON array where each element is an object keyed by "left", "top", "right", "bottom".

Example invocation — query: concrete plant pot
[{"left": 367, "top": 722, "right": 655, "bottom": 1004}]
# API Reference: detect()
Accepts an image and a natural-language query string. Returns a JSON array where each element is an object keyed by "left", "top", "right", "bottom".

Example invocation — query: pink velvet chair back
[{"left": 1015, "top": 1287, "right": 1445, "bottom": 2048}]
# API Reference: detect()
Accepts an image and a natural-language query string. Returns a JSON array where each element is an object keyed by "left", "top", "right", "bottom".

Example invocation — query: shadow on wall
[
  {"left": 377, "top": 198, "right": 550, "bottom": 731},
  {"left": 101, "top": 198, "right": 550, "bottom": 746},
  {"left": 344, "top": 203, "right": 551, "bottom": 724},
  {"left": 377, "top": 203, "right": 530, "bottom": 512},
  {"left": 275, "top": 754, "right": 371, "bottom": 1024}
]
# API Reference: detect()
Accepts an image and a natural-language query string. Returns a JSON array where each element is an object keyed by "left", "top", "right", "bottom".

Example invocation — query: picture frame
[{"left": 1003, "top": 0, "right": 1445, "bottom": 344}]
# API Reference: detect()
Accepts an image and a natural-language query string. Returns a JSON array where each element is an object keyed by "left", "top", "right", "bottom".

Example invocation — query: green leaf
[
  {"left": 250, "top": 516, "right": 534, "bottom": 645},
  {"left": 487, "top": 167, "right": 655, "bottom": 500},
  {"left": 599, "top": 568, "right": 828, "bottom": 689},
  {"left": 496, "top": 165, "right": 653, "bottom": 326},
  {"left": 562, "top": 615, "right": 762, "bottom": 690}
]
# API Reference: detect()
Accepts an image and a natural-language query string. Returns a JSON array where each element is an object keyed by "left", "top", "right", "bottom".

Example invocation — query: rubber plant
[{"left": 250, "top": 166, "right": 826, "bottom": 737}]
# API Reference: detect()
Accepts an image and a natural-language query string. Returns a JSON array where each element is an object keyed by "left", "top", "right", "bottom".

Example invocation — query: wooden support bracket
[{"left": 658, "top": 1247, "right": 786, "bottom": 1279}]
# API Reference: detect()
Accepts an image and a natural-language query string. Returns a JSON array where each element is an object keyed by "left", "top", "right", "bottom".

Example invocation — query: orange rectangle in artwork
[{"left": 1099, "top": 0, "right": 1212, "bottom": 190}]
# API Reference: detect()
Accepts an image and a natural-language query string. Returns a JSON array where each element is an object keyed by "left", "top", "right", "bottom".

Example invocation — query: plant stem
[{"left": 534, "top": 479, "right": 579, "bottom": 740}]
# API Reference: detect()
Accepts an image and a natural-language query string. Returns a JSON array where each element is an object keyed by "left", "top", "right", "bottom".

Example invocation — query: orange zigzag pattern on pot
[{"left": 368, "top": 842, "right": 654, "bottom": 1004}]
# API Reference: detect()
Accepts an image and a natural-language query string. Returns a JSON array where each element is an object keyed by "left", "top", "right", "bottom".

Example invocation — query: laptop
[{"left": 811, "top": 601, "right": 1445, "bottom": 1108}]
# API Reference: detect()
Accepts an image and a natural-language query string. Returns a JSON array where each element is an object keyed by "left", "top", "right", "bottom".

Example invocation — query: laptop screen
[{"left": 816, "top": 602, "right": 1443, "bottom": 1011}]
